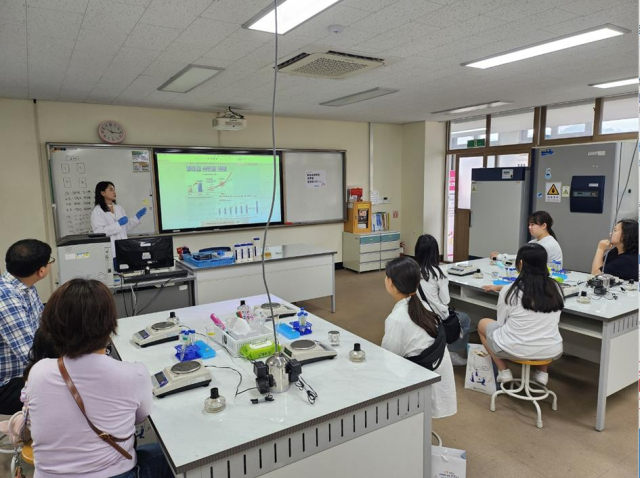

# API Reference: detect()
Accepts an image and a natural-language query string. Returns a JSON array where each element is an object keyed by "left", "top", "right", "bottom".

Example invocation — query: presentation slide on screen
[{"left": 155, "top": 152, "right": 282, "bottom": 230}]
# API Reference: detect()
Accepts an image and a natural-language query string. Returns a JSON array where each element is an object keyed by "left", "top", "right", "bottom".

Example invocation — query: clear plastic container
[{"left": 167, "top": 311, "right": 179, "bottom": 326}]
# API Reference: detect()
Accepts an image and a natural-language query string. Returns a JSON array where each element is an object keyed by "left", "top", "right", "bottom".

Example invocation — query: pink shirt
[{"left": 26, "top": 354, "right": 153, "bottom": 478}]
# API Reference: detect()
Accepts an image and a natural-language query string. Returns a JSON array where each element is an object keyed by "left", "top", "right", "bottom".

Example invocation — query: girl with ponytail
[{"left": 381, "top": 256, "right": 457, "bottom": 418}]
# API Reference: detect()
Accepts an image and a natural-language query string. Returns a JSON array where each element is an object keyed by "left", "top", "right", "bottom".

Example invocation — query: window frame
[{"left": 593, "top": 95, "right": 639, "bottom": 141}]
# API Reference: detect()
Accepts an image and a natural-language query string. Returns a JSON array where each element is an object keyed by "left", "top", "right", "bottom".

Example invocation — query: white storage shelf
[{"left": 342, "top": 231, "right": 401, "bottom": 273}]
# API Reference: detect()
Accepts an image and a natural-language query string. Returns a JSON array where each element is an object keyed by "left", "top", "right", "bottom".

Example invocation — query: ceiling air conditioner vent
[{"left": 277, "top": 51, "right": 385, "bottom": 79}]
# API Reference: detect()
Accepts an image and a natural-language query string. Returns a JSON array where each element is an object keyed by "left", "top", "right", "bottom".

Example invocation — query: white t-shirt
[
  {"left": 530, "top": 235, "right": 563, "bottom": 264},
  {"left": 381, "top": 297, "right": 457, "bottom": 419},
  {"left": 419, "top": 273, "right": 450, "bottom": 319},
  {"left": 497, "top": 235, "right": 563, "bottom": 265},
  {"left": 491, "top": 283, "right": 563, "bottom": 360}
]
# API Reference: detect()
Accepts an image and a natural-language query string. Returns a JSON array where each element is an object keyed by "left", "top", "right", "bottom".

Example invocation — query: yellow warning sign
[{"left": 545, "top": 182, "right": 561, "bottom": 203}]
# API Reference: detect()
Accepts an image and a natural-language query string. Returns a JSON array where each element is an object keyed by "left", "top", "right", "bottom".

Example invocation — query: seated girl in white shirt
[
  {"left": 478, "top": 243, "right": 564, "bottom": 386},
  {"left": 491, "top": 210, "right": 563, "bottom": 266},
  {"left": 415, "top": 234, "right": 471, "bottom": 365},
  {"left": 381, "top": 257, "right": 457, "bottom": 419}
]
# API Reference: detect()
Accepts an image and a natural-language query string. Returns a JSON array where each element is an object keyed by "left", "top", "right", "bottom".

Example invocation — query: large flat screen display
[{"left": 154, "top": 149, "right": 283, "bottom": 233}]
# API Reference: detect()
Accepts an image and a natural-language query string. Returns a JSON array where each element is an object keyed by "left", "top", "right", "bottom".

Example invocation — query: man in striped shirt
[{"left": 0, "top": 239, "right": 52, "bottom": 414}]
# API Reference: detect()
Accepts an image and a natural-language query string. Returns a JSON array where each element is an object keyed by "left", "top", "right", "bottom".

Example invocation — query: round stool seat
[{"left": 514, "top": 359, "right": 552, "bottom": 366}]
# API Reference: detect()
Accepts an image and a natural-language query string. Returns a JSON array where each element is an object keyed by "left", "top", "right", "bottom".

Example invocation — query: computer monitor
[{"left": 114, "top": 236, "right": 173, "bottom": 273}]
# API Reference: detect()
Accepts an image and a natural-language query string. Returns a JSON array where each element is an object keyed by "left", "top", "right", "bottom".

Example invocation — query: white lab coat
[
  {"left": 381, "top": 297, "right": 457, "bottom": 419},
  {"left": 90, "top": 204, "right": 141, "bottom": 257}
]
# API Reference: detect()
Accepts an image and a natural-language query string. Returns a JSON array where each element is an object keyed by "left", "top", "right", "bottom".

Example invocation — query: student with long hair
[
  {"left": 25, "top": 279, "right": 172, "bottom": 478},
  {"left": 591, "top": 219, "right": 638, "bottom": 281},
  {"left": 478, "top": 244, "right": 564, "bottom": 386},
  {"left": 91, "top": 181, "right": 147, "bottom": 258},
  {"left": 381, "top": 257, "right": 457, "bottom": 418},
  {"left": 414, "top": 234, "right": 471, "bottom": 365},
  {"left": 491, "top": 211, "right": 563, "bottom": 265}
]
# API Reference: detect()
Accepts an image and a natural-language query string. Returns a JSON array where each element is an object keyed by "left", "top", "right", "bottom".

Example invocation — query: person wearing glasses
[{"left": 0, "top": 239, "right": 53, "bottom": 414}]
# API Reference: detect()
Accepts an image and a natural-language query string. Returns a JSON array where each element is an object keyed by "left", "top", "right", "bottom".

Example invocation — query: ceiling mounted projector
[{"left": 213, "top": 107, "right": 247, "bottom": 131}]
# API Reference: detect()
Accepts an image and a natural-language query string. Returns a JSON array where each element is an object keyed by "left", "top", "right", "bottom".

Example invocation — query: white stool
[{"left": 490, "top": 359, "right": 558, "bottom": 428}]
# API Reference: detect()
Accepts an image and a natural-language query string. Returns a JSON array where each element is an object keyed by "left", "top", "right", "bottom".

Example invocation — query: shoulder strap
[
  {"left": 417, "top": 283, "right": 438, "bottom": 316},
  {"left": 57, "top": 357, "right": 133, "bottom": 460}
]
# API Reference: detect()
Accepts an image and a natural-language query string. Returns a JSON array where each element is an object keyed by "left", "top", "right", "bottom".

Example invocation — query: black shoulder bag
[
  {"left": 405, "top": 319, "right": 446, "bottom": 371},
  {"left": 418, "top": 284, "right": 462, "bottom": 345}
]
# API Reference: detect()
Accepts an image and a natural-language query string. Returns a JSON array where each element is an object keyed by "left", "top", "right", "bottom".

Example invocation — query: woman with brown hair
[{"left": 24, "top": 279, "right": 172, "bottom": 478}]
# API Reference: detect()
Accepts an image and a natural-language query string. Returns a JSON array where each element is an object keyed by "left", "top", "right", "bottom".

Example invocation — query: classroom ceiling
[{"left": 0, "top": 0, "right": 636, "bottom": 124}]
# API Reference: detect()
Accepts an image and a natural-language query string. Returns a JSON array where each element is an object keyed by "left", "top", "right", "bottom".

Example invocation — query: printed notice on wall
[
  {"left": 132, "top": 150, "right": 150, "bottom": 173},
  {"left": 306, "top": 170, "right": 326, "bottom": 188}
]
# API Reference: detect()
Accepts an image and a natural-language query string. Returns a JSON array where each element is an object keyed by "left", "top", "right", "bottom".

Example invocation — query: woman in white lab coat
[
  {"left": 381, "top": 256, "right": 457, "bottom": 419},
  {"left": 90, "top": 181, "right": 146, "bottom": 257}
]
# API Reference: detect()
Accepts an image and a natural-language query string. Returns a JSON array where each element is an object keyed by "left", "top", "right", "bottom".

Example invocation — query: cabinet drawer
[
  {"left": 380, "top": 240, "right": 400, "bottom": 251},
  {"left": 358, "top": 261, "right": 381, "bottom": 272},
  {"left": 358, "top": 235, "right": 381, "bottom": 245},
  {"left": 381, "top": 249, "right": 401, "bottom": 261},
  {"left": 381, "top": 232, "right": 400, "bottom": 242},
  {"left": 359, "top": 243, "right": 380, "bottom": 254},
  {"left": 359, "top": 252, "right": 381, "bottom": 263}
]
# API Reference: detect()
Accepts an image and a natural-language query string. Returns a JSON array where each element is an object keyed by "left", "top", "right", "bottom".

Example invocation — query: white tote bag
[
  {"left": 464, "top": 344, "right": 497, "bottom": 395},
  {"left": 432, "top": 445, "right": 467, "bottom": 478}
]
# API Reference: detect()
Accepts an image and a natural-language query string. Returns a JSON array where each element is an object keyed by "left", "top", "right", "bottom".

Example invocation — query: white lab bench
[
  {"left": 446, "top": 258, "right": 638, "bottom": 431},
  {"left": 111, "top": 294, "right": 440, "bottom": 478},
  {"left": 176, "top": 244, "right": 337, "bottom": 312}
]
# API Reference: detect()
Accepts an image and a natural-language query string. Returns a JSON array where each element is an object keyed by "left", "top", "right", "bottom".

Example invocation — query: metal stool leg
[{"left": 432, "top": 431, "right": 442, "bottom": 447}]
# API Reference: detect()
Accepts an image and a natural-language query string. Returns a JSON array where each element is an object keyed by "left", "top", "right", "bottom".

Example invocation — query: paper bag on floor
[
  {"left": 432, "top": 445, "right": 466, "bottom": 478},
  {"left": 464, "top": 344, "right": 497, "bottom": 395}
]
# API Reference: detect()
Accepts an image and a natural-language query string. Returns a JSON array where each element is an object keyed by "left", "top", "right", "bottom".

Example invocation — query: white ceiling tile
[
  {"left": 140, "top": 0, "right": 212, "bottom": 29},
  {"left": 0, "top": 0, "right": 25, "bottom": 23},
  {"left": 202, "top": 36, "right": 264, "bottom": 61},
  {"left": 26, "top": 7, "right": 82, "bottom": 40},
  {"left": 351, "top": 0, "right": 443, "bottom": 34},
  {"left": 174, "top": 17, "right": 239, "bottom": 48},
  {"left": 558, "top": 0, "right": 625, "bottom": 15},
  {"left": 93, "top": 75, "right": 132, "bottom": 93},
  {"left": 74, "top": 29, "right": 129, "bottom": 57},
  {"left": 0, "top": 59, "right": 27, "bottom": 85},
  {"left": 0, "top": 86, "right": 28, "bottom": 98},
  {"left": 200, "top": 0, "right": 272, "bottom": 24},
  {"left": 81, "top": 1, "right": 145, "bottom": 35},
  {"left": 315, "top": 27, "right": 378, "bottom": 49},
  {"left": 114, "top": 0, "right": 152, "bottom": 6},
  {"left": 157, "top": 42, "right": 211, "bottom": 63},
  {"left": 124, "top": 23, "right": 181, "bottom": 51},
  {"left": 27, "top": 35, "right": 75, "bottom": 61},
  {"left": 354, "top": 22, "right": 438, "bottom": 52},
  {"left": 0, "top": 21, "right": 26, "bottom": 46},
  {"left": 229, "top": 43, "right": 276, "bottom": 72},
  {"left": 28, "top": 87, "right": 59, "bottom": 99},
  {"left": 58, "top": 88, "right": 91, "bottom": 101},
  {"left": 61, "top": 72, "right": 103, "bottom": 91},
  {"left": 340, "top": 0, "right": 398, "bottom": 13},
  {"left": 484, "top": 0, "right": 565, "bottom": 22},
  {"left": 86, "top": 90, "right": 119, "bottom": 103},
  {"left": 26, "top": 0, "right": 88, "bottom": 14},
  {"left": 289, "top": 5, "right": 373, "bottom": 39}
]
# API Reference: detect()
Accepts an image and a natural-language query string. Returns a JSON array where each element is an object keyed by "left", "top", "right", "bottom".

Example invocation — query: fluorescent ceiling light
[
  {"left": 463, "top": 25, "right": 628, "bottom": 69},
  {"left": 432, "top": 101, "right": 512, "bottom": 115},
  {"left": 158, "top": 65, "right": 224, "bottom": 93},
  {"left": 320, "top": 88, "right": 399, "bottom": 107},
  {"left": 590, "top": 77, "right": 638, "bottom": 88},
  {"left": 244, "top": 0, "right": 342, "bottom": 35},
  {"left": 452, "top": 127, "right": 486, "bottom": 134}
]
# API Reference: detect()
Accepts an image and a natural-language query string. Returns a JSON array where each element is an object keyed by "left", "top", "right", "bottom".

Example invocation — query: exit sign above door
[{"left": 467, "top": 139, "right": 486, "bottom": 148}]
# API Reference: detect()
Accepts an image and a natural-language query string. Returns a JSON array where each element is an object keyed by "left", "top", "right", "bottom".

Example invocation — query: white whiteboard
[
  {"left": 49, "top": 145, "right": 156, "bottom": 238},
  {"left": 283, "top": 151, "right": 345, "bottom": 224}
]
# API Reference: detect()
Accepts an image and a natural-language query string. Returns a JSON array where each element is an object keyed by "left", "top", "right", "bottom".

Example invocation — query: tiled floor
[{"left": 1, "top": 268, "right": 637, "bottom": 477}]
